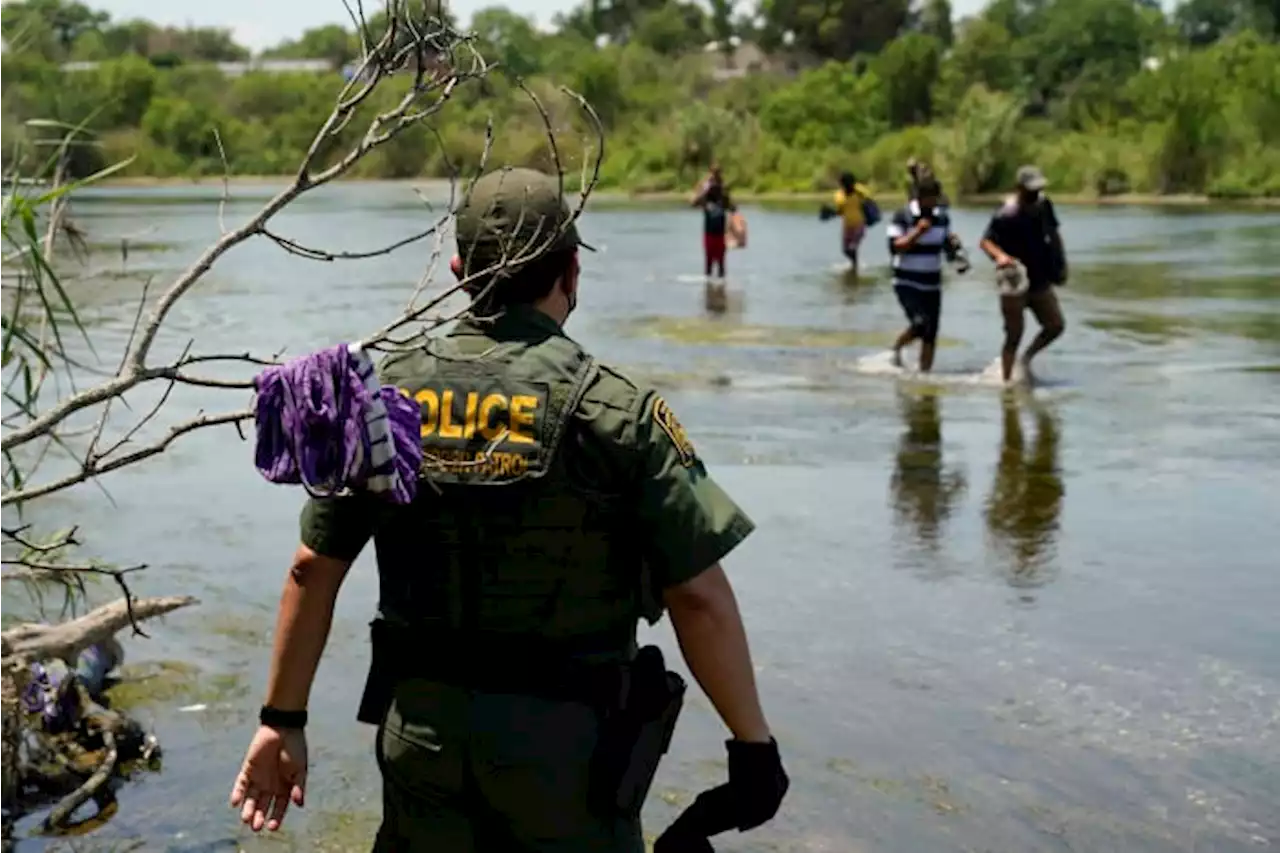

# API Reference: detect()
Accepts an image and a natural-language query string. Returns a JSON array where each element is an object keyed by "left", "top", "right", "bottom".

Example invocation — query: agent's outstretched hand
[{"left": 229, "top": 725, "right": 307, "bottom": 832}]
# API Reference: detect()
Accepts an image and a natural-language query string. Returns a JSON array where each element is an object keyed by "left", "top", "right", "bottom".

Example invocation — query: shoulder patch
[{"left": 652, "top": 396, "right": 698, "bottom": 468}]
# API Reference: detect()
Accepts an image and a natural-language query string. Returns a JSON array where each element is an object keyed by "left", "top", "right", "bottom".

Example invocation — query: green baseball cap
[{"left": 454, "top": 167, "right": 593, "bottom": 273}]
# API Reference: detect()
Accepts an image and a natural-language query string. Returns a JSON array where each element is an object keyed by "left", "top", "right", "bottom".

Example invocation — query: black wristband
[{"left": 259, "top": 705, "right": 307, "bottom": 729}]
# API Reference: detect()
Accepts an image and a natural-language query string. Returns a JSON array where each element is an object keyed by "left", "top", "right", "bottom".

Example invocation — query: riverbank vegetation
[{"left": 3, "top": 0, "right": 1279, "bottom": 199}]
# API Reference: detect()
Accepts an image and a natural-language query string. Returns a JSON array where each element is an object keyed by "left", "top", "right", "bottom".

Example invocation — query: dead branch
[
  {"left": 2, "top": 408, "right": 253, "bottom": 507},
  {"left": 1, "top": 595, "right": 198, "bottom": 664},
  {"left": 0, "top": 4, "right": 502, "bottom": 513},
  {"left": 43, "top": 730, "right": 116, "bottom": 832}
]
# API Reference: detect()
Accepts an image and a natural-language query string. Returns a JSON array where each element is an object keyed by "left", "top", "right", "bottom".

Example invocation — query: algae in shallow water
[
  {"left": 1089, "top": 309, "right": 1280, "bottom": 344},
  {"left": 105, "top": 660, "right": 248, "bottom": 713},
  {"left": 1086, "top": 315, "right": 1192, "bottom": 344},
  {"left": 619, "top": 316, "right": 963, "bottom": 350}
]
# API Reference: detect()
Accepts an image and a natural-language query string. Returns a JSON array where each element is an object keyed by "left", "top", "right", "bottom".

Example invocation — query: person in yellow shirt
[{"left": 820, "top": 172, "right": 879, "bottom": 276}]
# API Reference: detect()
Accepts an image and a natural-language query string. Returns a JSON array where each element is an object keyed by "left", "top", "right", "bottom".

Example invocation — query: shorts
[
  {"left": 842, "top": 224, "right": 866, "bottom": 259},
  {"left": 703, "top": 233, "right": 726, "bottom": 266},
  {"left": 895, "top": 284, "right": 942, "bottom": 344}
]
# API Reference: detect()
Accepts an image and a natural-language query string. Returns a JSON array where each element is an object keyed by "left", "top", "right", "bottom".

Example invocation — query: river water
[{"left": 4, "top": 182, "right": 1279, "bottom": 852}]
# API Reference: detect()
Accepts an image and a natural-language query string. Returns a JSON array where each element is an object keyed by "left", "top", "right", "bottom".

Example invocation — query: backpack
[{"left": 861, "top": 197, "right": 882, "bottom": 228}]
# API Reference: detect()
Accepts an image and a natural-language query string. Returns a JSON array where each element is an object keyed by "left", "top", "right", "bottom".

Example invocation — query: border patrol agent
[{"left": 230, "top": 167, "right": 788, "bottom": 851}]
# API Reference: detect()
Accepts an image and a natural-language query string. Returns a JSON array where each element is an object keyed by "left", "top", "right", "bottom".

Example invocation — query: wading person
[
  {"left": 229, "top": 166, "right": 788, "bottom": 851},
  {"left": 819, "top": 171, "right": 876, "bottom": 275},
  {"left": 906, "top": 158, "right": 952, "bottom": 208},
  {"left": 887, "top": 176, "right": 953, "bottom": 373},
  {"left": 907, "top": 159, "right": 969, "bottom": 274},
  {"left": 692, "top": 167, "right": 736, "bottom": 282},
  {"left": 979, "top": 165, "right": 1068, "bottom": 384}
]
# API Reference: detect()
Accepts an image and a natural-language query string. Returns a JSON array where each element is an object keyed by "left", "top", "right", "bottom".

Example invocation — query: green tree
[
  {"left": 875, "top": 32, "right": 943, "bottom": 126},
  {"left": 758, "top": 0, "right": 912, "bottom": 61},
  {"left": 759, "top": 60, "right": 890, "bottom": 148},
  {"left": 1175, "top": 0, "right": 1239, "bottom": 45},
  {"left": 914, "top": 0, "right": 954, "bottom": 46},
  {"left": 632, "top": 2, "right": 708, "bottom": 55},
  {"left": 0, "top": 0, "right": 108, "bottom": 59},
  {"left": 168, "top": 27, "right": 250, "bottom": 61},
  {"left": 95, "top": 55, "right": 158, "bottom": 127},
  {"left": 1022, "top": 0, "right": 1148, "bottom": 100},
  {"left": 470, "top": 7, "right": 545, "bottom": 77},
  {"left": 262, "top": 24, "right": 360, "bottom": 67},
  {"left": 709, "top": 0, "right": 737, "bottom": 53},
  {"left": 68, "top": 28, "right": 110, "bottom": 59},
  {"left": 932, "top": 18, "right": 1020, "bottom": 115},
  {"left": 566, "top": 49, "right": 626, "bottom": 125},
  {"left": 99, "top": 19, "right": 155, "bottom": 57}
]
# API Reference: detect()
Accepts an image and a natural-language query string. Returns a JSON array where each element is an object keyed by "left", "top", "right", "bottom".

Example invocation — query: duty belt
[{"left": 373, "top": 620, "right": 634, "bottom": 707}]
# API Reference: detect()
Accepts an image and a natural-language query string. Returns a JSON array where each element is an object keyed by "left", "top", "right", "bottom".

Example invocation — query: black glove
[
  {"left": 654, "top": 785, "right": 734, "bottom": 852},
  {"left": 654, "top": 738, "right": 789, "bottom": 850},
  {"left": 726, "top": 738, "right": 789, "bottom": 830},
  {"left": 653, "top": 812, "right": 718, "bottom": 853},
  {"left": 818, "top": 204, "right": 837, "bottom": 221}
]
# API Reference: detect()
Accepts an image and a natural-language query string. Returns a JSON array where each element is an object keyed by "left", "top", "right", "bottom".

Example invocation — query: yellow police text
[{"left": 404, "top": 388, "right": 539, "bottom": 444}]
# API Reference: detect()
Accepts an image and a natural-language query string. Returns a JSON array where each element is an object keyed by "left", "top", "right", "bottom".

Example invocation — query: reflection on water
[
  {"left": 984, "top": 397, "right": 1064, "bottom": 590},
  {"left": 888, "top": 390, "right": 967, "bottom": 551}
]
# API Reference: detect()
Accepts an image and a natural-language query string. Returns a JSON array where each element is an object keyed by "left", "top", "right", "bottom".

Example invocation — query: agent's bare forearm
[
  {"left": 263, "top": 545, "right": 350, "bottom": 712},
  {"left": 665, "top": 563, "right": 771, "bottom": 743}
]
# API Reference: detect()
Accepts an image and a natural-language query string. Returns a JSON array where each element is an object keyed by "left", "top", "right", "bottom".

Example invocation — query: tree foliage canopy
[{"left": 2, "top": 0, "right": 1279, "bottom": 198}]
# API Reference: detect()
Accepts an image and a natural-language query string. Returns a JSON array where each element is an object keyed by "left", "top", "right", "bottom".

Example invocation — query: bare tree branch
[{"left": 1, "top": 595, "right": 198, "bottom": 663}]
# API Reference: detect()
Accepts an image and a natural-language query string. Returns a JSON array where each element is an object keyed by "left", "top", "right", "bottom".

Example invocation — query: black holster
[
  {"left": 588, "top": 645, "right": 686, "bottom": 819},
  {"left": 357, "top": 619, "right": 399, "bottom": 725}
]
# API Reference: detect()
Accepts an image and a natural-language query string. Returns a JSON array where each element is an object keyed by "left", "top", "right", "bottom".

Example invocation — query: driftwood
[
  {"left": 1, "top": 596, "right": 196, "bottom": 838},
  {"left": 41, "top": 728, "right": 118, "bottom": 833},
  {"left": 0, "top": 595, "right": 197, "bottom": 664}
]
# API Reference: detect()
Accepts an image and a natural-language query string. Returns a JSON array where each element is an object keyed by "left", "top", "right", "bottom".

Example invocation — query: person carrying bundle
[{"left": 820, "top": 172, "right": 879, "bottom": 276}]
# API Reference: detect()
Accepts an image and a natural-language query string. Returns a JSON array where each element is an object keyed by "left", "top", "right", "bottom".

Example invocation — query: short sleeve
[
  {"left": 299, "top": 494, "right": 379, "bottom": 562},
  {"left": 886, "top": 208, "right": 908, "bottom": 241},
  {"left": 982, "top": 208, "right": 1007, "bottom": 245},
  {"left": 832, "top": 190, "right": 845, "bottom": 212},
  {"left": 631, "top": 391, "right": 755, "bottom": 589}
]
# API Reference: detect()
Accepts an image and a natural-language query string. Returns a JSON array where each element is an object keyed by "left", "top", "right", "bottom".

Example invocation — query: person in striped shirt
[{"left": 887, "top": 176, "right": 951, "bottom": 372}]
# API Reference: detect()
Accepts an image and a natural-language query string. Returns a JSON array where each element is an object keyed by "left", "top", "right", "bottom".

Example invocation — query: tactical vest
[{"left": 371, "top": 325, "right": 643, "bottom": 664}]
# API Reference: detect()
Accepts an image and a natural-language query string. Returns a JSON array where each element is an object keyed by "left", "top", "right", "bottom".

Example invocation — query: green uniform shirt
[{"left": 299, "top": 306, "right": 754, "bottom": 592}]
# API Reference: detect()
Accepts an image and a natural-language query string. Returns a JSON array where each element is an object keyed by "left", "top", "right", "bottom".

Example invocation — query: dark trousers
[{"left": 373, "top": 679, "right": 644, "bottom": 853}]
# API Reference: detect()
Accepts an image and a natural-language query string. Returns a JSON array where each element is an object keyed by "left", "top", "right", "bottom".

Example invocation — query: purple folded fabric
[
  {"left": 21, "top": 661, "right": 79, "bottom": 732},
  {"left": 253, "top": 343, "right": 421, "bottom": 505}
]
